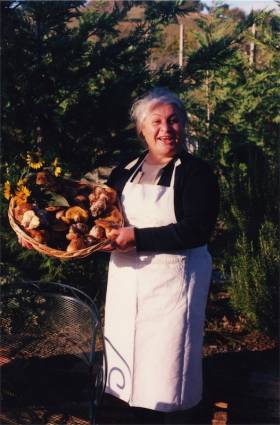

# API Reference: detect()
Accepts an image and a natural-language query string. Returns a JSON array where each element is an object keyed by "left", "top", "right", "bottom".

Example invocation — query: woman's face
[{"left": 140, "top": 103, "right": 185, "bottom": 161}]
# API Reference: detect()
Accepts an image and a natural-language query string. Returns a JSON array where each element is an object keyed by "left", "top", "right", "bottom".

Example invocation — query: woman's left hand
[{"left": 109, "top": 226, "right": 135, "bottom": 252}]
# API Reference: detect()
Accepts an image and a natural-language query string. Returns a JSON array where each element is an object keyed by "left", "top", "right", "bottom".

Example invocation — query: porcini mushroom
[
  {"left": 66, "top": 237, "right": 86, "bottom": 252},
  {"left": 64, "top": 206, "right": 89, "bottom": 223}
]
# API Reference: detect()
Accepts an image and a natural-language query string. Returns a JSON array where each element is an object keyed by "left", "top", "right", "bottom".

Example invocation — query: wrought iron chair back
[{"left": 1, "top": 281, "right": 106, "bottom": 425}]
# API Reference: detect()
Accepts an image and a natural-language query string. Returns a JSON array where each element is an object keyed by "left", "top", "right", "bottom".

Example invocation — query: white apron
[{"left": 104, "top": 157, "right": 212, "bottom": 412}]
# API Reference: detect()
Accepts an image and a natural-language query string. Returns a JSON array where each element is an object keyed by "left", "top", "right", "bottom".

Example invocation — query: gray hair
[{"left": 130, "top": 87, "right": 187, "bottom": 136}]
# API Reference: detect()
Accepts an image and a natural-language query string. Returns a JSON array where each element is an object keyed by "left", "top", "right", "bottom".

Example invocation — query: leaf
[{"left": 45, "top": 192, "right": 70, "bottom": 207}]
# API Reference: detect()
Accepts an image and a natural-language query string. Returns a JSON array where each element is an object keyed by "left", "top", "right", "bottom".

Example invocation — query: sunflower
[
  {"left": 52, "top": 157, "right": 62, "bottom": 177},
  {"left": 17, "top": 178, "right": 28, "bottom": 187},
  {"left": 14, "top": 185, "right": 31, "bottom": 205},
  {"left": 4, "top": 181, "right": 11, "bottom": 200},
  {"left": 26, "top": 153, "right": 44, "bottom": 170}
]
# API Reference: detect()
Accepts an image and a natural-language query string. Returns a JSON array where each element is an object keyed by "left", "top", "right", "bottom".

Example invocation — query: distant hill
[{"left": 73, "top": 2, "right": 247, "bottom": 68}]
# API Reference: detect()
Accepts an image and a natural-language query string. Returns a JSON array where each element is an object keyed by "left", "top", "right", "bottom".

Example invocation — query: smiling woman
[
  {"left": 102, "top": 87, "right": 220, "bottom": 423},
  {"left": 140, "top": 103, "right": 185, "bottom": 165}
]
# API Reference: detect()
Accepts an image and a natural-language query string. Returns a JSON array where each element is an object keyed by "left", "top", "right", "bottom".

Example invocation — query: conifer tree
[{"left": 2, "top": 0, "right": 204, "bottom": 293}]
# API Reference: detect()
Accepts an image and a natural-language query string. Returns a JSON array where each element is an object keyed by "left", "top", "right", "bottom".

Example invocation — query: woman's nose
[{"left": 160, "top": 120, "right": 171, "bottom": 132}]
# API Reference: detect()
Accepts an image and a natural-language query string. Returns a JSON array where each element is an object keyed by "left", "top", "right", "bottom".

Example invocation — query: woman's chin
[{"left": 156, "top": 142, "right": 179, "bottom": 157}]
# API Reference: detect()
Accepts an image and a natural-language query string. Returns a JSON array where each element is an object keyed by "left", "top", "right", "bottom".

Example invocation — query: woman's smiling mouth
[{"left": 158, "top": 136, "right": 176, "bottom": 145}]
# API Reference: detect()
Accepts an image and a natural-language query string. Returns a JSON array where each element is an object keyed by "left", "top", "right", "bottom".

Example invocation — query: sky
[{"left": 203, "top": 0, "right": 279, "bottom": 13}]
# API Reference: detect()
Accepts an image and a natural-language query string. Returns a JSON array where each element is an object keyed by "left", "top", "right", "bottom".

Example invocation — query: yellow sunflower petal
[
  {"left": 54, "top": 166, "right": 62, "bottom": 177},
  {"left": 30, "top": 160, "right": 44, "bottom": 170},
  {"left": 4, "top": 181, "right": 11, "bottom": 200},
  {"left": 52, "top": 158, "right": 59, "bottom": 167},
  {"left": 14, "top": 185, "right": 31, "bottom": 204},
  {"left": 17, "top": 178, "right": 28, "bottom": 187},
  {"left": 26, "top": 153, "right": 44, "bottom": 169}
]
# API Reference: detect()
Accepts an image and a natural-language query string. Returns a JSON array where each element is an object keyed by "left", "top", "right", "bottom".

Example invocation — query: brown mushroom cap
[
  {"left": 65, "top": 206, "right": 89, "bottom": 223},
  {"left": 66, "top": 223, "right": 89, "bottom": 240},
  {"left": 55, "top": 209, "right": 67, "bottom": 220},
  {"left": 89, "top": 225, "right": 105, "bottom": 239},
  {"left": 70, "top": 223, "right": 89, "bottom": 234},
  {"left": 66, "top": 237, "right": 86, "bottom": 252},
  {"left": 84, "top": 235, "right": 98, "bottom": 247},
  {"left": 74, "top": 194, "right": 88, "bottom": 204},
  {"left": 93, "top": 220, "right": 119, "bottom": 238},
  {"left": 45, "top": 206, "right": 63, "bottom": 213},
  {"left": 66, "top": 232, "right": 79, "bottom": 241},
  {"left": 36, "top": 170, "right": 56, "bottom": 187},
  {"left": 103, "top": 186, "right": 117, "bottom": 204},
  {"left": 96, "top": 206, "right": 122, "bottom": 225},
  {"left": 26, "top": 229, "right": 49, "bottom": 244}
]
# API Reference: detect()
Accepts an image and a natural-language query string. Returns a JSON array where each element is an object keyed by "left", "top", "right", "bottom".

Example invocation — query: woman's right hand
[{"left": 18, "top": 236, "right": 33, "bottom": 250}]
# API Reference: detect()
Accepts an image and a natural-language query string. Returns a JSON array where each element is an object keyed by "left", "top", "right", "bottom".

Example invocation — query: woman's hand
[
  {"left": 109, "top": 226, "right": 135, "bottom": 252},
  {"left": 18, "top": 236, "right": 33, "bottom": 250}
]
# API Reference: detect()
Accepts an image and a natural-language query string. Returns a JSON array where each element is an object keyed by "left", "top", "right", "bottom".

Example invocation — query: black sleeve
[
  {"left": 106, "top": 164, "right": 130, "bottom": 196},
  {"left": 106, "top": 166, "right": 120, "bottom": 189},
  {"left": 134, "top": 163, "right": 220, "bottom": 252}
]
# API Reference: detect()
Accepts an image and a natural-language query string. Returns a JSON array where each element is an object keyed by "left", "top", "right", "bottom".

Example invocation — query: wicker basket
[{"left": 8, "top": 184, "right": 122, "bottom": 260}]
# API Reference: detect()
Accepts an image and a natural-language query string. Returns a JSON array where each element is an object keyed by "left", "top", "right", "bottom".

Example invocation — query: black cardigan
[{"left": 107, "top": 150, "right": 220, "bottom": 252}]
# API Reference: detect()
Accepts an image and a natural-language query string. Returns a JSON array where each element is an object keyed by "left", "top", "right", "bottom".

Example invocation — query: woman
[
  {"left": 103, "top": 87, "right": 219, "bottom": 421},
  {"left": 18, "top": 87, "right": 219, "bottom": 422}
]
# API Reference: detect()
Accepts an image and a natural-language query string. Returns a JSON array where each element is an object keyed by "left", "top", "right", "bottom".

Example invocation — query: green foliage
[
  {"left": 181, "top": 6, "right": 279, "bottom": 336},
  {"left": 142, "top": 0, "right": 202, "bottom": 24},
  {"left": 2, "top": 0, "right": 204, "bottom": 175},
  {"left": 229, "top": 221, "right": 279, "bottom": 336},
  {"left": 2, "top": 0, "right": 202, "bottom": 299}
]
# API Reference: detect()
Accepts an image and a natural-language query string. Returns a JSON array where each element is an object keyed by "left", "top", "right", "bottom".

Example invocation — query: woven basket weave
[{"left": 8, "top": 184, "right": 122, "bottom": 260}]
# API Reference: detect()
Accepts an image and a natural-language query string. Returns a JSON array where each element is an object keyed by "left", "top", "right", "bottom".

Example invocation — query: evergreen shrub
[{"left": 229, "top": 221, "right": 279, "bottom": 336}]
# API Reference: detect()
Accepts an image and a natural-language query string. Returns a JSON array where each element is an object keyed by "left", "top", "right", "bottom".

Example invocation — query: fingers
[
  {"left": 108, "top": 228, "right": 121, "bottom": 240},
  {"left": 110, "top": 227, "right": 135, "bottom": 251},
  {"left": 100, "top": 227, "right": 136, "bottom": 252},
  {"left": 99, "top": 241, "right": 116, "bottom": 252}
]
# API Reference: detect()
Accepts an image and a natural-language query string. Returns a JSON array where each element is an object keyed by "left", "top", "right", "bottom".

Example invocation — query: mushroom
[
  {"left": 64, "top": 206, "right": 89, "bottom": 223},
  {"left": 104, "top": 186, "right": 117, "bottom": 205},
  {"left": 66, "top": 237, "right": 86, "bottom": 253},
  {"left": 26, "top": 229, "right": 49, "bottom": 244},
  {"left": 89, "top": 198, "right": 108, "bottom": 217},
  {"left": 14, "top": 203, "right": 34, "bottom": 222},
  {"left": 73, "top": 194, "right": 89, "bottom": 208},
  {"left": 71, "top": 223, "right": 89, "bottom": 234},
  {"left": 93, "top": 220, "right": 119, "bottom": 238},
  {"left": 36, "top": 170, "right": 58, "bottom": 191},
  {"left": 45, "top": 206, "right": 63, "bottom": 213},
  {"left": 99, "top": 206, "right": 122, "bottom": 225},
  {"left": 84, "top": 235, "right": 98, "bottom": 247},
  {"left": 94, "top": 207, "right": 122, "bottom": 238},
  {"left": 66, "top": 223, "right": 89, "bottom": 241},
  {"left": 21, "top": 209, "right": 49, "bottom": 230},
  {"left": 21, "top": 210, "right": 41, "bottom": 230},
  {"left": 66, "top": 231, "right": 79, "bottom": 241},
  {"left": 89, "top": 225, "right": 105, "bottom": 240},
  {"left": 88, "top": 186, "right": 118, "bottom": 217}
]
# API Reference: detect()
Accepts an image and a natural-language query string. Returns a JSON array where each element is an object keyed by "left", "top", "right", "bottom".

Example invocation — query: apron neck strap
[
  {"left": 129, "top": 156, "right": 146, "bottom": 183},
  {"left": 129, "top": 154, "right": 181, "bottom": 187},
  {"left": 170, "top": 158, "right": 181, "bottom": 188}
]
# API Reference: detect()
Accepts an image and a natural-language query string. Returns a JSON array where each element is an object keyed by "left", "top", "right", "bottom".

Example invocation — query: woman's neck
[{"left": 145, "top": 150, "right": 179, "bottom": 166}]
